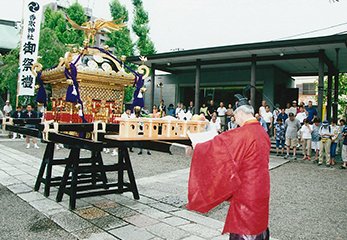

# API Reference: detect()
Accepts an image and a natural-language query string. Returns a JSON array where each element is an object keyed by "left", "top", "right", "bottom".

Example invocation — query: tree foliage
[
  {"left": 38, "top": 28, "right": 68, "bottom": 70},
  {"left": 0, "top": 47, "right": 20, "bottom": 107},
  {"left": 315, "top": 73, "right": 347, "bottom": 117},
  {"left": 43, "top": 3, "right": 87, "bottom": 46},
  {"left": 335, "top": 74, "right": 347, "bottom": 116},
  {"left": 131, "top": 0, "right": 156, "bottom": 55},
  {"left": 107, "top": 0, "right": 134, "bottom": 57},
  {"left": 107, "top": 0, "right": 136, "bottom": 104}
]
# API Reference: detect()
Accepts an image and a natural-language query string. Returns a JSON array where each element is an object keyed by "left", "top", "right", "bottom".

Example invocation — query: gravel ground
[
  {"left": 1, "top": 139, "right": 347, "bottom": 240},
  {"left": 205, "top": 160, "right": 347, "bottom": 240},
  {"left": 0, "top": 184, "right": 75, "bottom": 240}
]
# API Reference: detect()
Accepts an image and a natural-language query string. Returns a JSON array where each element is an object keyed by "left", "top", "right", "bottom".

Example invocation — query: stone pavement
[{"left": 0, "top": 142, "right": 284, "bottom": 240}]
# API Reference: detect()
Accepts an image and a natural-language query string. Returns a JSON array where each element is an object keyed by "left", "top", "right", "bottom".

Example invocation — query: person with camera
[{"left": 318, "top": 120, "right": 334, "bottom": 167}]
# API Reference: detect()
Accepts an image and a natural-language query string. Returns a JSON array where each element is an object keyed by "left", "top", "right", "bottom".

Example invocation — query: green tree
[
  {"left": 107, "top": 0, "right": 134, "bottom": 57},
  {"left": 315, "top": 73, "right": 347, "bottom": 117},
  {"left": 131, "top": 0, "right": 156, "bottom": 55},
  {"left": 107, "top": 0, "right": 137, "bottom": 104},
  {"left": 0, "top": 47, "right": 20, "bottom": 107},
  {"left": 335, "top": 74, "right": 347, "bottom": 116},
  {"left": 43, "top": 3, "right": 87, "bottom": 46},
  {"left": 38, "top": 28, "right": 68, "bottom": 70}
]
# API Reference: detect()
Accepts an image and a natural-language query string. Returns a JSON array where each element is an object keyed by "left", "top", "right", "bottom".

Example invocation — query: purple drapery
[
  {"left": 64, "top": 63, "right": 88, "bottom": 123},
  {"left": 35, "top": 72, "right": 47, "bottom": 107}
]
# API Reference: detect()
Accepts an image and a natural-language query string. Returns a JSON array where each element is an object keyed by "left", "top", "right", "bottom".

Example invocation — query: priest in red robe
[{"left": 187, "top": 95, "right": 271, "bottom": 240}]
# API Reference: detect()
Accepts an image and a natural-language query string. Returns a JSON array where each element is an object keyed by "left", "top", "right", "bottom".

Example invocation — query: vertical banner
[{"left": 18, "top": 1, "right": 42, "bottom": 96}]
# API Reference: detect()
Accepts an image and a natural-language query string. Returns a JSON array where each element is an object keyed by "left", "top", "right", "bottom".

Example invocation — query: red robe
[{"left": 186, "top": 120, "right": 271, "bottom": 235}]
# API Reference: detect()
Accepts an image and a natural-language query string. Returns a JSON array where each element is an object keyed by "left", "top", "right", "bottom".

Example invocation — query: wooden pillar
[
  {"left": 195, "top": 59, "right": 201, "bottom": 114},
  {"left": 150, "top": 63, "right": 155, "bottom": 110},
  {"left": 333, "top": 48, "right": 339, "bottom": 120},
  {"left": 251, "top": 54, "right": 256, "bottom": 109},
  {"left": 317, "top": 50, "right": 325, "bottom": 120},
  {"left": 327, "top": 68, "right": 333, "bottom": 121}
]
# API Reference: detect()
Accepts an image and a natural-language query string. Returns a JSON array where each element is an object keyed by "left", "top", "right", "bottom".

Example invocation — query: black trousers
[{"left": 229, "top": 228, "right": 270, "bottom": 240}]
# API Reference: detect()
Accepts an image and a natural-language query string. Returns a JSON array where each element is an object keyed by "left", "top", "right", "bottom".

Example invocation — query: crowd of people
[
  {"left": 150, "top": 99, "right": 237, "bottom": 133},
  {"left": 150, "top": 98, "right": 347, "bottom": 169},
  {"left": 0, "top": 102, "right": 42, "bottom": 149},
  {"left": 257, "top": 100, "right": 347, "bottom": 169},
  {"left": 2, "top": 98, "right": 347, "bottom": 169}
]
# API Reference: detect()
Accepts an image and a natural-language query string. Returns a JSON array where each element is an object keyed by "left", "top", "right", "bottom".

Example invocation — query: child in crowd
[
  {"left": 311, "top": 118, "right": 321, "bottom": 161},
  {"left": 301, "top": 118, "right": 312, "bottom": 160},
  {"left": 274, "top": 118, "right": 286, "bottom": 156},
  {"left": 330, "top": 119, "right": 340, "bottom": 166}
]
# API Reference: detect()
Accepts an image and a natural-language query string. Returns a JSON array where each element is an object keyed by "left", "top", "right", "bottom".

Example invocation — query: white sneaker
[
  {"left": 296, "top": 144, "right": 300, "bottom": 148},
  {"left": 111, "top": 150, "right": 118, "bottom": 156},
  {"left": 26, "top": 144, "right": 30, "bottom": 149},
  {"left": 34, "top": 144, "right": 40, "bottom": 149}
]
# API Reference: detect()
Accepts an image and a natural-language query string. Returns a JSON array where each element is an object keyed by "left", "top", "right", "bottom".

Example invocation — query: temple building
[{"left": 128, "top": 33, "right": 347, "bottom": 121}]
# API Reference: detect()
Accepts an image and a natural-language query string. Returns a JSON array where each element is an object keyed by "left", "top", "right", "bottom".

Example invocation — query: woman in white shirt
[{"left": 301, "top": 118, "right": 313, "bottom": 160}]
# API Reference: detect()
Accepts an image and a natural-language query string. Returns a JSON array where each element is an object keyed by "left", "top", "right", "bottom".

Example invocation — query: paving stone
[
  {"left": 9, "top": 168, "right": 28, "bottom": 176},
  {"left": 148, "top": 201, "right": 180, "bottom": 212},
  {"left": 71, "top": 226, "right": 116, "bottom": 240},
  {"left": 135, "top": 195, "right": 157, "bottom": 204},
  {"left": 172, "top": 210, "right": 224, "bottom": 231},
  {"left": 0, "top": 175, "right": 22, "bottom": 186},
  {"left": 51, "top": 211, "right": 93, "bottom": 232},
  {"left": 74, "top": 207, "right": 108, "bottom": 220},
  {"left": 108, "top": 194, "right": 141, "bottom": 208},
  {"left": 123, "top": 214, "right": 159, "bottom": 227},
  {"left": 90, "top": 215, "right": 128, "bottom": 230},
  {"left": 6, "top": 183, "right": 33, "bottom": 194},
  {"left": 123, "top": 201, "right": 153, "bottom": 212},
  {"left": 82, "top": 195, "right": 106, "bottom": 204},
  {"left": 18, "top": 191, "right": 46, "bottom": 202},
  {"left": 105, "top": 205, "right": 138, "bottom": 218},
  {"left": 1, "top": 166, "right": 20, "bottom": 173},
  {"left": 161, "top": 216, "right": 191, "bottom": 226},
  {"left": 79, "top": 231, "right": 119, "bottom": 240},
  {"left": 104, "top": 193, "right": 135, "bottom": 203},
  {"left": 181, "top": 236, "right": 206, "bottom": 240},
  {"left": 22, "top": 179, "right": 36, "bottom": 188},
  {"left": 29, "top": 198, "right": 64, "bottom": 214},
  {"left": 109, "top": 224, "right": 155, "bottom": 240},
  {"left": 23, "top": 169, "right": 40, "bottom": 176},
  {"left": 45, "top": 207, "right": 70, "bottom": 217},
  {"left": 136, "top": 205, "right": 171, "bottom": 220},
  {"left": 142, "top": 182, "right": 187, "bottom": 196},
  {"left": 145, "top": 222, "right": 190, "bottom": 240},
  {"left": 160, "top": 195, "right": 188, "bottom": 208},
  {"left": 137, "top": 188, "right": 172, "bottom": 200},
  {"left": 91, "top": 199, "right": 120, "bottom": 209},
  {"left": 179, "top": 223, "right": 221, "bottom": 239},
  {"left": 58, "top": 198, "right": 92, "bottom": 210},
  {"left": 210, "top": 235, "right": 229, "bottom": 240},
  {"left": 13, "top": 173, "right": 36, "bottom": 182}
]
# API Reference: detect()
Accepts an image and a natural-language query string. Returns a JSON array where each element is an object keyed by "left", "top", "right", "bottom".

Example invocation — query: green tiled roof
[{"left": 0, "top": 24, "right": 20, "bottom": 51}]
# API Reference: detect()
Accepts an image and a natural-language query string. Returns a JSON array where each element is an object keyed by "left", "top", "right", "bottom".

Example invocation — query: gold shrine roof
[{"left": 38, "top": 47, "right": 148, "bottom": 86}]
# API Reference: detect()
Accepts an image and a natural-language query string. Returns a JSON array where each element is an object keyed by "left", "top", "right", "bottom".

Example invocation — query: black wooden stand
[{"left": 54, "top": 145, "right": 139, "bottom": 210}]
